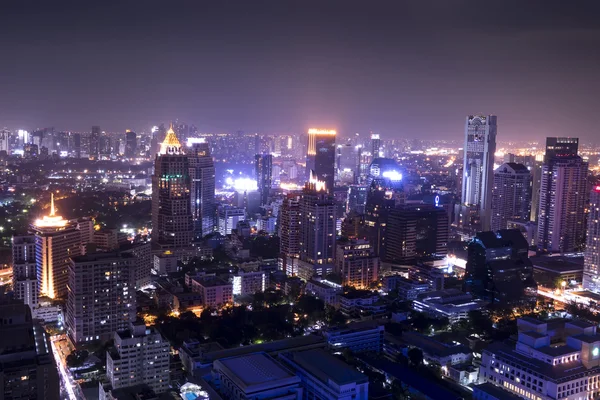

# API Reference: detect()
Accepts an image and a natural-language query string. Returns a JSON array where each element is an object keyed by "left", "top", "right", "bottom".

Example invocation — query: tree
[{"left": 407, "top": 347, "right": 423, "bottom": 367}]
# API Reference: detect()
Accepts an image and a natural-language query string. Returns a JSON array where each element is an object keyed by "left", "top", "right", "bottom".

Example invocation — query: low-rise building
[
  {"left": 233, "top": 270, "right": 268, "bottom": 296},
  {"left": 211, "top": 352, "right": 302, "bottom": 400},
  {"left": 323, "top": 321, "right": 384, "bottom": 353},
  {"left": 152, "top": 251, "right": 179, "bottom": 276},
  {"left": 480, "top": 317, "right": 600, "bottom": 400},
  {"left": 412, "top": 288, "right": 486, "bottom": 323},
  {"left": 305, "top": 279, "right": 342, "bottom": 307},
  {"left": 338, "top": 290, "right": 386, "bottom": 316},
  {"left": 394, "top": 331, "right": 472, "bottom": 366},
  {"left": 384, "top": 276, "right": 431, "bottom": 300},
  {"left": 191, "top": 276, "right": 233, "bottom": 308},
  {"left": 279, "top": 349, "right": 369, "bottom": 400}
]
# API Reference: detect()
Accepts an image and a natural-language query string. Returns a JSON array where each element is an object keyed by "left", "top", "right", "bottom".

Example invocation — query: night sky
[{"left": 1, "top": 1, "right": 599, "bottom": 142}]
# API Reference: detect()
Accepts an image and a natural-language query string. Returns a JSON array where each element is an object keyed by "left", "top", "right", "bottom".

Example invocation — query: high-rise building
[
  {"left": 337, "top": 143, "right": 358, "bottom": 184},
  {"left": 32, "top": 194, "right": 87, "bottom": 299},
  {"left": 11, "top": 235, "right": 38, "bottom": 310},
  {"left": 537, "top": 138, "right": 588, "bottom": 253},
  {"left": 124, "top": 130, "right": 137, "bottom": 158},
  {"left": 217, "top": 205, "right": 245, "bottom": 235},
  {"left": 583, "top": 186, "right": 600, "bottom": 292},
  {"left": 0, "top": 298, "right": 60, "bottom": 400},
  {"left": 66, "top": 252, "right": 136, "bottom": 344},
  {"left": 0, "top": 128, "right": 10, "bottom": 154},
  {"left": 336, "top": 239, "right": 379, "bottom": 289},
  {"left": 299, "top": 172, "right": 336, "bottom": 269},
  {"left": 347, "top": 184, "right": 368, "bottom": 214},
  {"left": 371, "top": 133, "right": 381, "bottom": 158},
  {"left": 279, "top": 195, "right": 301, "bottom": 275},
  {"left": 386, "top": 204, "right": 449, "bottom": 263},
  {"left": 90, "top": 125, "right": 100, "bottom": 158},
  {"left": 458, "top": 115, "right": 497, "bottom": 231},
  {"left": 151, "top": 126, "right": 193, "bottom": 249},
  {"left": 465, "top": 229, "right": 536, "bottom": 305},
  {"left": 255, "top": 153, "right": 273, "bottom": 207},
  {"left": 73, "top": 133, "right": 81, "bottom": 158},
  {"left": 491, "top": 162, "right": 532, "bottom": 231},
  {"left": 363, "top": 177, "right": 402, "bottom": 261},
  {"left": 188, "top": 138, "right": 216, "bottom": 238},
  {"left": 105, "top": 321, "right": 170, "bottom": 394},
  {"left": 529, "top": 156, "right": 543, "bottom": 222},
  {"left": 306, "top": 129, "right": 336, "bottom": 192}
]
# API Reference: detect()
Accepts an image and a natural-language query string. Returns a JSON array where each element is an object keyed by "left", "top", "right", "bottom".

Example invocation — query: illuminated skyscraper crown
[
  {"left": 159, "top": 124, "right": 182, "bottom": 155},
  {"left": 306, "top": 170, "right": 327, "bottom": 192},
  {"left": 34, "top": 193, "right": 67, "bottom": 228}
]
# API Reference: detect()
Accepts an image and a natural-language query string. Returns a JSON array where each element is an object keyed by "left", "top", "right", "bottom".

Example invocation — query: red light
[{"left": 595, "top": 186, "right": 600, "bottom": 192}]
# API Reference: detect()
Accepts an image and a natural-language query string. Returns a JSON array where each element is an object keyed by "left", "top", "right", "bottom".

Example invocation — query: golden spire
[
  {"left": 160, "top": 124, "right": 182, "bottom": 154},
  {"left": 50, "top": 193, "right": 56, "bottom": 216}
]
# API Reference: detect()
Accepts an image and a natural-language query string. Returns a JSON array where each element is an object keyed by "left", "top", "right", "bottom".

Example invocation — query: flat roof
[
  {"left": 535, "top": 345, "right": 578, "bottom": 357},
  {"left": 215, "top": 352, "right": 298, "bottom": 391},
  {"left": 286, "top": 349, "right": 368, "bottom": 385},
  {"left": 531, "top": 255, "right": 584, "bottom": 273},
  {"left": 567, "top": 320, "right": 596, "bottom": 329},
  {"left": 474, "top": 382, "right": 522, "bottom": 400}
]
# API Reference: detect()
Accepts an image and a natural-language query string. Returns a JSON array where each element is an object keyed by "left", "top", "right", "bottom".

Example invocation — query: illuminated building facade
[
  {"left": 32, "top": 194, "right": 89, "bottom": 299},
  {"left": 299, "top": 172, "right": 336, "bottom": 271},
  {"left": 279, "top": 194, "right": 301, "bottom": 275},
  {"left": 583, "top": 186, "right": 600, "bottom": 292},
  {"left": 491, "top": 162, "right": 532, "bottom": 232},
  {"left": 306, "top": 129, "right": 336, "bottom": 193},
  {"left": 151, "top": 126, "right": 193, "bottom": 249},
  {"left": 90, "top": 125, "right": 100, "bottom": 158},
  {"left": 458, "top": 115, "right": 497, "bottom": 232},
  {"left": 12, "top": 235, "right": 38, "bottom": 310},
  {"left": 217, "top": 205, "right": 245, "bottom": 235},
  {"left": 371, "top": 133, "right": 381, "bottom": 158},
  {"left": 66, "top": 252, "right": 136, "bottom": 344},
  {"left": 124, "top": 130, "right": 137, "bottom": 158},
  {"left": 537, "top": 137, "right": 588, "bottom": 253},
  {"left": 188, "top": 138, "right": 216, "bottom": 238},
  {"left": 336, "top": 239, "right": 379, "bottom": 288}
]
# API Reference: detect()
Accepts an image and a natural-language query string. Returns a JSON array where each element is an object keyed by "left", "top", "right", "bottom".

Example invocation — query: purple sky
[{"left": 1, "top": 1, "right": 599, "bottom": 142}]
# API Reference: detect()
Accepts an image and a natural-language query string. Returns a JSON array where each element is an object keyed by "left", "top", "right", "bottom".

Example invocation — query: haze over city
[{"left": 1, "top": 1, "right": 600, "bottom": 141}]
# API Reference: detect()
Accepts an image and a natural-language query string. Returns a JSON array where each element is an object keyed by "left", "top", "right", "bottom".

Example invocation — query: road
[{"left": 50, "top": 336, "right": 85, "bottom": 400}]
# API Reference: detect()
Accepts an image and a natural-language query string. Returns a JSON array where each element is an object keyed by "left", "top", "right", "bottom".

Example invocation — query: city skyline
[{"left": 1, "top": 1, "right": 600, "bottom": 141}]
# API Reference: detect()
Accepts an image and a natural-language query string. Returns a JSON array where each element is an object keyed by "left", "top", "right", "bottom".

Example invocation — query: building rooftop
[
  {"left": 284, "top": 349, "right": 368, "bottom": 385},
  {"left": 474, "top": 382, "right": 523, "bottom": 400},
  {"left": 215, "top": 352, "right": 299, "bottom": 391},
  {"left": 194, "top": 276, "right": 230, "bottom": 287},
  {"left": 535, "top": 345, "right": 578, "bottom": 357},
  {"left": 531, "top": 255, "right": 584, "bottom": 273}
]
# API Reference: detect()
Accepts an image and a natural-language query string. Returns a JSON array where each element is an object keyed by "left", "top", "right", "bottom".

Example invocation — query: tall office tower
[
  {"left": 124, "top": 130, "right": 137, "bottom": 158},
  {"left": 457, "top": 115, "right": 497, "bottom": 232},
  {"left": 73, "top": 133, "right": 81, "bottom": 158},
  {"left": 0, "top": 128, "right": 9, "bottom": 154},
  {"left": 363, "top": 177, "right": 402, "bottom": 260},
  {"left": 371, "top": 133, "right": 381, "bottom": 158},
  {"left": 279, "top": 195, "right": 301, "bottom": 275},
  {"left": 491, "top": 162, "right": 532, "bottom": 232},
  {"left": 529, "top": 156, "right": 543, "bottom": 221},
  {"left": 306, "top": 129, "right": 336, "bottom": 192},
  {"left": 12, "top": 235, "right": 38, "bottom": 311},
  {"left": 0, "top": 298, "right": 60, "bottom": 400},
  {"left": 386, "top": 204, "right": 448, "bottom": 263},
  {"left": 537, "top": 138, "right": 588, "bottom": 253},
  {"left": 336, "top": 238, "right": 379, "bottom": 289},
  {"left": 299, "top": 172, "right": 336, "bottom": 270},
  {"left": 65, "top": 252, "right": 136, "bottom": 344},
  {"left": 151, "top": 126, "right": 193, "bottom": 249},
  {"left": 347, "top": 184, "right": 368, "bottom": 214},
  {"left": 32, "top": 195, "right": 84, "bottom": 299},
  {"left": 337, "top": 142, "right": 358, "bottom": 184},
  {"left": 188, "top": 138, "right": 216, "bottom": 238},
  {"left": 583, "top": 186, "right": 600, "bottom": 291},
  {"left": 90, "top": 125, "right": 100, "bottom": 158},
  {"left": 255, "top": 153, "right": 273, "bottom": 207},
  {"left": 105, "top": 321, "right": 170, "bottom": 394},
  {"left": 465, "top": 229, "right": 536, "bottom": 305}
]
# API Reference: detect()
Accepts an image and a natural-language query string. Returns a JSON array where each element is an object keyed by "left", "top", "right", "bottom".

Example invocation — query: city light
[
  {"left": 307, "top": 128, "right": 336, "bottom": 135},
  {"left": 381, "top": 170, "right": 402, "bottom": 181}
]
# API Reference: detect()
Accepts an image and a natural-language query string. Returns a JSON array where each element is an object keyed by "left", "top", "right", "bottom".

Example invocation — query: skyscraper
[
  {"left": 32, "top": 194, "right": 86, "bottom": 299},
  {"left": 279, "top": 194, "right": 301, "bottom": 275},
  {"left": 188, "top": 138, "right": 216, "bottom": 238},
  {"left": 124, "top": 130, "right": 137, "bottom": 158},
  {"left": 457, "top": 115, "right": 497, "bottom": 232},
  {"left": 90, "top": 125, "right": 100, "bottom": 158},
  {"left": 255, "top": 153, "right": 273, "bottom": 207},
  {"left": 583, "top": 186, "right": 600, "bottom": 292},
  {"left": 386, "top": 204, "right": 449, "bottom": 263},
  {"left": 306, "top": 129, "right": 336, "bottom": 193},
  {"left": 73, "top": 133, "right": 81, "bottom": 158},
  {"left": 298, "top": 172, "right": 336, "bottom": 277},
  {"left": 537, "top": 137, "right": 588, "bottom": 253},
  {"left": 151, "top": 126, "right": 193, "bottom": 249},
  {"left": 0, "top": 298, "right": 60, "bottom": 400},
  {"left": 491, "top": 162, "right": 532, "bottom": 232},
  {"left": 12, "top": 235, "right": 38, "bottom": 311},
  {"left": 66, "top": 252, "right": 136, "bottom": 344},
  {"left": 371, "top": 133, "right": 381, "bottom": 158}
]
